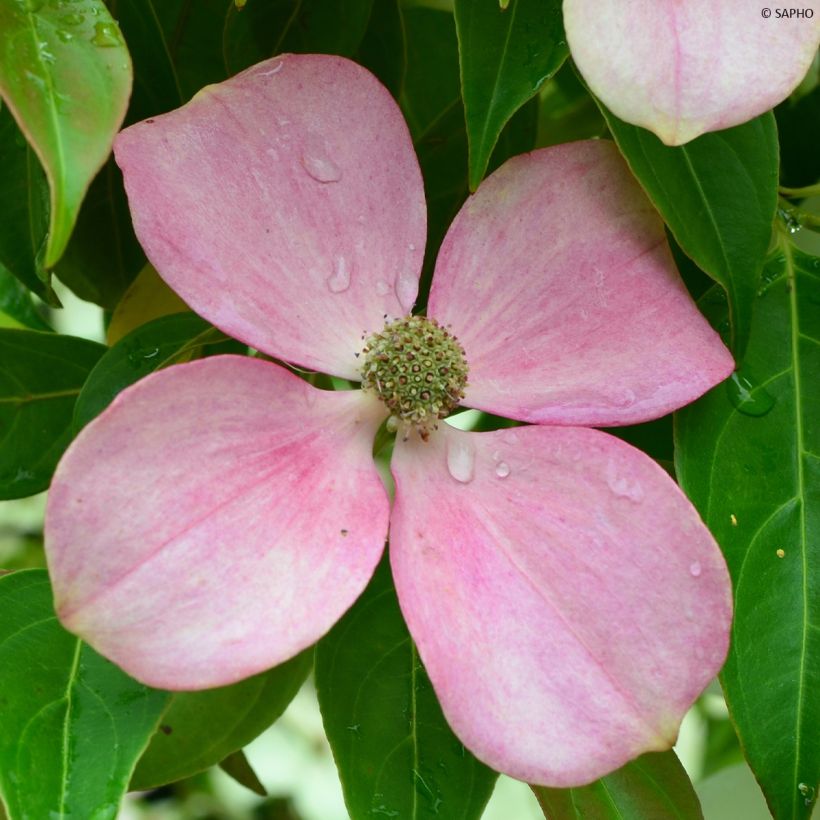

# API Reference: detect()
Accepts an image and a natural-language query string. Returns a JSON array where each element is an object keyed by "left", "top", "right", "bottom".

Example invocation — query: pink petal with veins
[
  {"left": 114, "top": 54, "right": 426, "bottom": 379},
  {"left": 565, "top": 0, "right": 820, "bottom": 145},
  {"left": 390, "top": 423, "right": 731, "bottom": 786},
  {"left": 45, "top": 356, "right": 389, "bottom": 690},
  {"left": 429, "top": 141, "right": 734, "bottom": 426}
]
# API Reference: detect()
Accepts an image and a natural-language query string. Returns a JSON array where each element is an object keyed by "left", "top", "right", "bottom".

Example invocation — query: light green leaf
[
  {"left": 0, "top": 0, "right": 132, "bottom": 268},
  {"left": 676, "top": 240, "right": 820, "bottom": 819},
  {"left": 0, "top": 570, "right": 169, "bottom": 820}
]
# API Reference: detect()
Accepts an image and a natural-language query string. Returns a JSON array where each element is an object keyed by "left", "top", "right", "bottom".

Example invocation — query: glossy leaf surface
[
  {"left": 0, "top": 329, "right": 104, "bottom": 498},
  {"left": 131, "top": 651, "right": 311, "bottom": 789},
  {"left": 0, "top": 570, "right": 168, "bottom": 820},
  {"left": 0, "top": 104, "right": 53, "bottom": 302},
  {"left": 73, "top": 312, "right": 229, "bottom": 430},
  {"left": 533, "top": 750, "right": 703, "bottom": 819},
  {"left": 454, "top": 0, "right": 567, "bottom": 189},
  {"left": 223, "top": 0, "right": 374, "bottom": 75},
  {"left": 0, "top": 0, "right": 132, "bottom": 267},
  {"left": 676, "top": 242, "right": 820, "bottom": 819},
  {"left": 0, "top": 264, "right": 50, "bottom": 331},
  {"left": 316, "top": 560, "right": 497, "bottom": 820},
  {"left": 601, "top": 108, "right": 778, "bottom": 358}
]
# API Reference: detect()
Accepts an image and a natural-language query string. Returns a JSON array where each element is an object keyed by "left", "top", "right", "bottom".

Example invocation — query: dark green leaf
[
  {"left": 600, "top": 107, "right": 779, "bottom": 359},
  {"left": 218, "top": 750, "right": 267, "bottom": 796},
  {"left": 454, "top": 0, "right": 567, "bottom": 189},
  {"left": 54, "top": 158, "right": 145, "bottom": 309},
  {"left": 223, "top": 0, "right": 374, "bottom": 76},
  {"left": 0, "top": 329, "right": 105, "bottom": 499},
  {"left": 675, "top": 241, "right": 820, "bottom": 819},
  {"left": 152, "top": 0, "right": 233, "bottom": 100},
  {"left": 532, "top": 751, "right": 703, "bottom": 819},
  {"left": 131, "top": 651, "right": 311, "bottom": 790},
  {"left": 356, "top": 0, "right": 405, "bottom": 99},
  {"left": 0, "top": 104, "right": 54, "bottom": 303},
  {"left": 115, "top": 0, "right": 184, "bottom": 122},
  {"left": 535, "top": 62, "right": 605, "bottom": 148},
  {"left": 73, "top": 312, "right": 229, "bottom": 430},
  {"left": 0, "top": 0, "right": 132, "bottom": 267},
  {"left": 316, "top": 560, "right": 497, "bottom": 820},
  {"left": 0, "top": 264, "right": 51, "bottom": 331},
  {"left": 0, "top": 570, "right": 169, "bottom": 819}
]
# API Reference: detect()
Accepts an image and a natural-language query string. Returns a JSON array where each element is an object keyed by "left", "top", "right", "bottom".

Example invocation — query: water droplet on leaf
[
  {"left": 446, "top": 437, "right": 475, "bottom": 484},
  {"left": 91, "top": 21, "right": 122, "bottom": 47},
  {"left": 726, "top": 372, "right": 775, "bottom": 416}
]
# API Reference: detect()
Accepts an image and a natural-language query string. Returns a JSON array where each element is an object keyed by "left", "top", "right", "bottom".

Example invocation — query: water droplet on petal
[
  {"left": 500, "top": 429, "right": 519, "bottom": 445},
  {"left": 494, "top": 461, "right": 510, "bottom": 478},
  {"left": 408, "top": 242, "right": 416, "bottom": 251},
  {"left": 394, "top": 271, "right": 417, "bottom": 313},
  {"left": 259, "top": 59, "right": 284, "bottom": 77},
  {"left": 726, "top": 371, "right": 775, "bottom": 416},
  {"left": 689, "top": 561, "right": 702, "bottom": 577},
  {"left": 606, "top": 465, "right": 644, "bottom": 502},
  {"left": 326, "top": 256, "right": 350, "bottom": 293},
  {"left": 446, "top": 437, "right": 475, "bottom": 484},
  {"left": 301, "top": 153, "right": 341, "bottom": 183},
  {"left": 375, "top": 279, "right": 391, "bottom": 296}
]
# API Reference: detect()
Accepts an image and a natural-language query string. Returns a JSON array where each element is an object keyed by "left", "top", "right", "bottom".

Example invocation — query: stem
[{"left": 779, "top": 182, "right": 820, "bottom": 199}]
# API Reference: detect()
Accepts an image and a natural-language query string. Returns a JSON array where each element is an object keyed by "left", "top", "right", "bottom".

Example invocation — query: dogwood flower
[
  {"left": 564, "top": 0, "right": 820, "bottom": 145},
  {"left": 45, "top": 54, "right": 736, "bottom": 786}
]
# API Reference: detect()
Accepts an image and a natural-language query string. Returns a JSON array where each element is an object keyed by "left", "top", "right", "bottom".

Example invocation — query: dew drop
[
  {"left": 726, "top": 371, "right": 775, "bottom": 417},
  {"left": 258, "top": 59, "right": 283, "bottom": 76},
  {"left": 375, "top": 279, "right": 391, "bottom": 296},
  {"left": 408, "top": 242, "right": 416, "bottom": 251},
  {"left": 301, "top": 153, "right": 341, "bottom": 183},
  {"left": 394, "top": 271, "right": 417, "bottom": 313},
  {"left": 494, "top": 461, "right": 511, "bottom": 478},
  {"left": 23, "top": 0, "right": 45, "bottom": 11},
  {"left": 56, "top": 29, "right": 73, "bottom": 42},
  {"left": 91, "top": 21, "right": 122, "bottom": 47},
  {"left": 60, "top": 10, "right": 83, "bottom": 24},
  {"left": 606, "top": 466, "right": 644, "bottom": 502},
  {"left": 326, "top": 256, "right": 350, "bottom": 293},
  {"left": 500, "top": 429, "right": 519, "bottom": 445},
  {"left": 446, "top": 437, "right": 475, "bottom": 484},
  {"left": 689, "top": 561, "right": 702, "bottom": 577}
]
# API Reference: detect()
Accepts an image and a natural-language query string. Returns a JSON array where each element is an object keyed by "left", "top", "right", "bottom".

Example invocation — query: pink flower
[
  {"left": 564, "top": 0, "right": 820, "bottom": 145},
  {"left": 45, "top": 55, "right": 736, "bottom": 786}
]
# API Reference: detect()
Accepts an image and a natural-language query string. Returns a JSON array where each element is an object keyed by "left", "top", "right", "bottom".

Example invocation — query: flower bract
[
  {"left": 564, "top": 0, "right": 820, "bottom": 144},
  {"left": 45, "top": 54, "right": 736, "bottom": 786}
]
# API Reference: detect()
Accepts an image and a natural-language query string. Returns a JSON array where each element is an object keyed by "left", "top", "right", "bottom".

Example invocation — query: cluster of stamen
[{"left": 360, "top": 315, "right": 469, "bottom": 439}]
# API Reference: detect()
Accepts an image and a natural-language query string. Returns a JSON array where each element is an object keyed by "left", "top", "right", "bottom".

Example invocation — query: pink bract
[
  {"left": 564, "top": 0, "right": 820, "bottom": 145},
  {"left": 45, "top": 54, "right": 735, "bottom": 786}
]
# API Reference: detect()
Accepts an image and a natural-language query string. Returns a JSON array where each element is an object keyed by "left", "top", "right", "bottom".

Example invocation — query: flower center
[{"left": 360, "top": 315, "right": 469, "bottom": 439}]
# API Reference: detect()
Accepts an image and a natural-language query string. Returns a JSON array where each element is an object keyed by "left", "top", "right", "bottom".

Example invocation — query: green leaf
[
  {"left": 454, "top": 0, "right": 567, "bottom": 190},
  {"left": 532, "top": 751, "right": 703, "bottom": 819},
  {"left": 218, "top": 750, "right": 267, "bottom": 796},
  {"left": 316, "top": 559, "right": 497, "bottom": 820},
  {"left": 0, "top": 570, "right": 169, "bottom": 820},
  {"left": 131, "top": 651, "right": 311, "bottom": 790},
  {"left": 73, "top": 312, "right": 229, "bottom": 431},
  {"left": 599, "top": 107, "right": 779, "bottom": 359},
  {"left": 675, "top": 240, "right": 820, "bottom": 819},
  {"left": 54, "top": 157, "right": 145, "bottom": 309},
  {"left": 0, "top": 329, "right": 105, "bottom": 499},
  {"left": 0, "top": 104, "right": 54, "bottom": 303},
  {"left": 0, "top": 264, "right": 51, "bottom": 331},
  {"left": 0, "top": 0, "right": 132, "bottom": 268},
  {"left": 356, "top": 0, "right": 406, "bottom": 99},
  {"left": 223, "top": 0, "right": 375, "bottom": 76}
]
